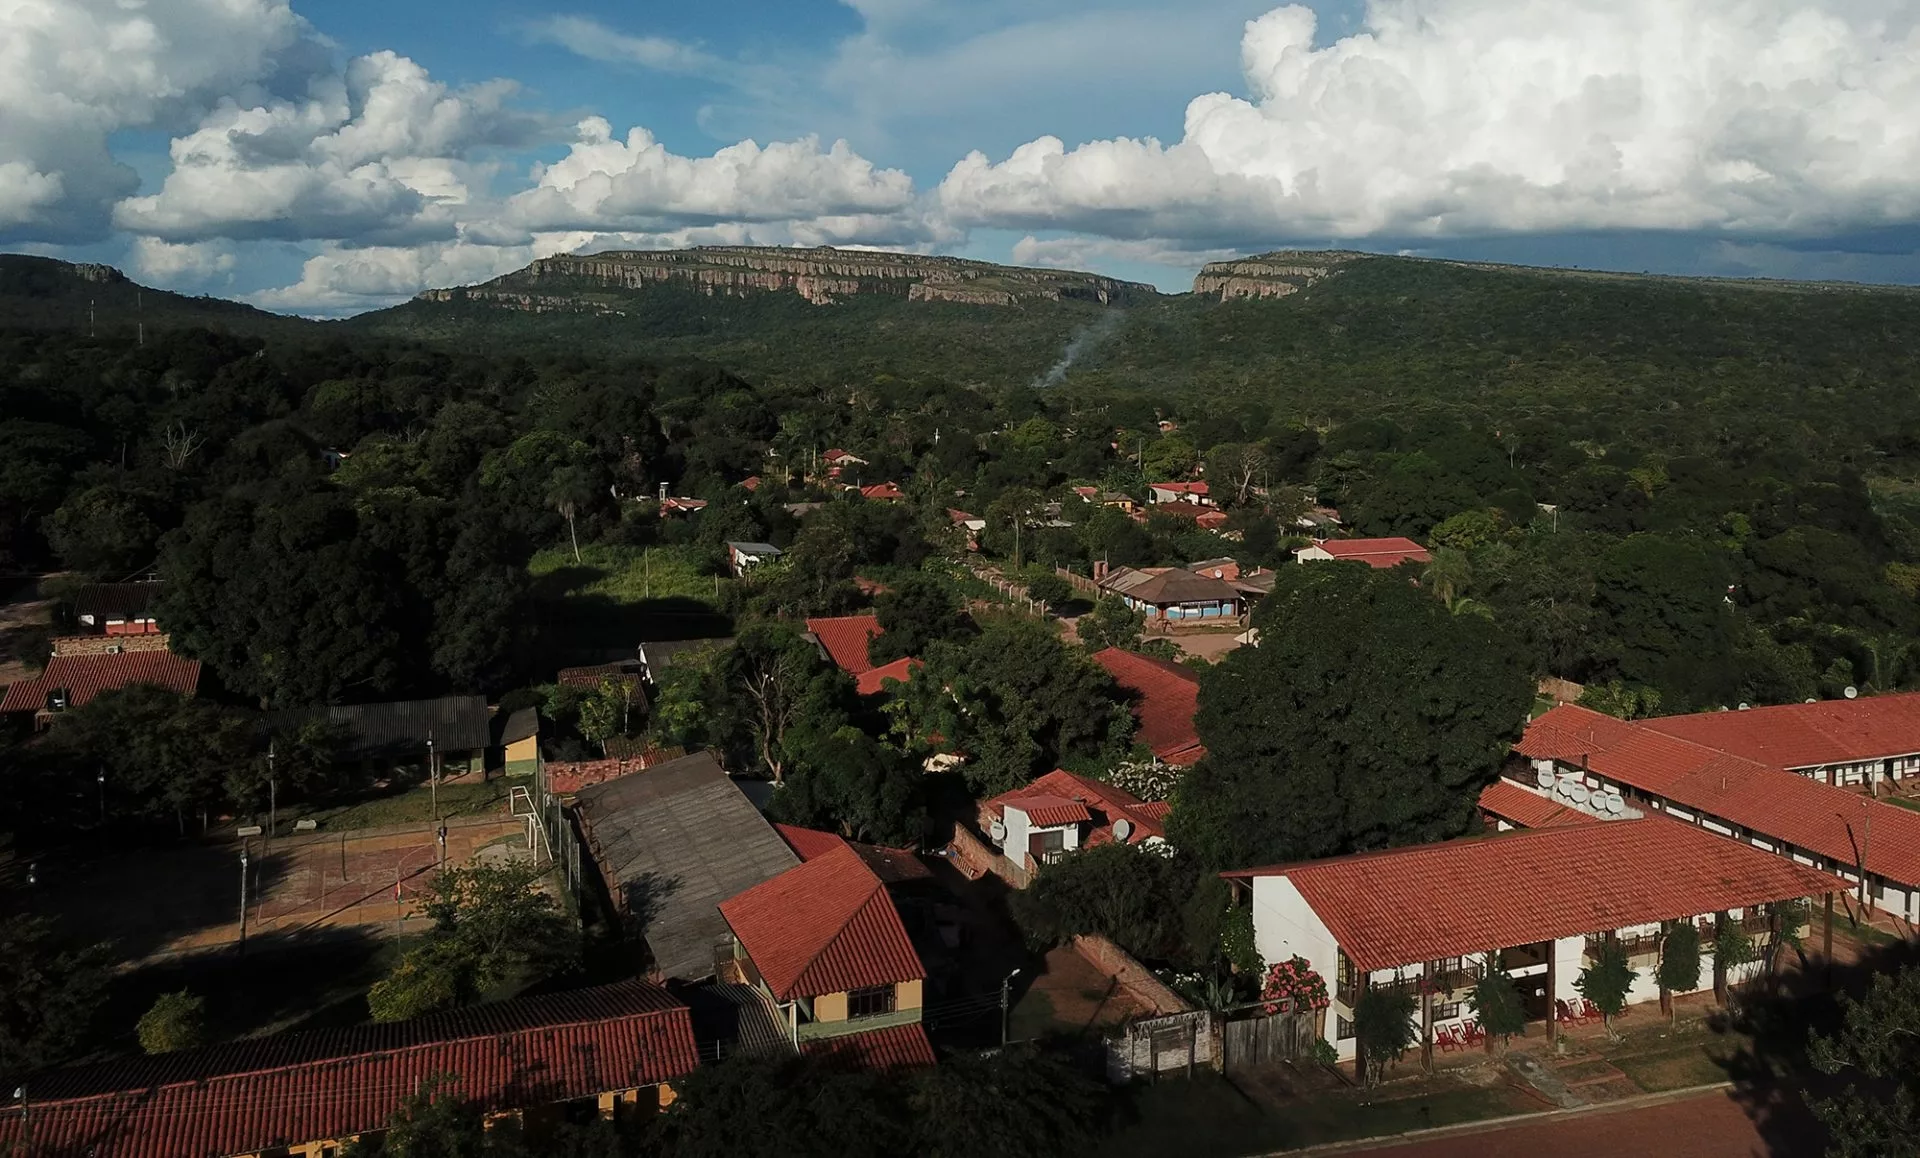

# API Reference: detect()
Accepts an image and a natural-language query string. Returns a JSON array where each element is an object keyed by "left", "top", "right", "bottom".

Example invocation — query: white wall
[{"left": 1250, "top": 876, "right": 1341, "bottom": 1054}]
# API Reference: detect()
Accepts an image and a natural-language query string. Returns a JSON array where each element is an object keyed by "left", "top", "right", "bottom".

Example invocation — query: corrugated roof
[
  {"left": 71, "top": 582, "right": 166, "bottom": 619},
  {"left": 1520, "top": 704, "right": 1920, "bottom": 887},
  {"left": 1641, "top": 693, "right": 1920, "bottom": 769},
  {"left": 0, "top": 980, "right": 698, "bottom": 1158},
  {"left": 805, "top": 615, "right": 883, "bottom": 675},
  {"left": 719, "top": 844, "right": 925, "bottom": 1001},
  {"left": 774, "top": 825, "right": 932, "bottom": 884},
  {"left": 493, "top": 706, "right": 540, "bottom": 747},
  {"left": 1, "top": 650, "right": 201, "bottom": 713},
  {"left": 575, "top": 752, "right": 799, "bottom": 981},
  {"left": 1100, "top": 567, "right": 1239, "bottom": 607},
  {"left": 801, "top": 1023, "right": 937, "bottom": 1071},
  {"left": 856, "top": 656, "right": 921, "bottom": 696},
  {"left": 1093, "top": 647, "right": 1206, "bottom": 765},
  {"left": 1478, "top": 779, "right": 1599, "bottom": 829},
  {"left": 1224, "top": 819, "right": 1848, "bottom": 972},
  {"left": 775, "top": 823, "right": 851, "bottom": 862},
  {"left": 987, "top": 769, "right": 1167, "bottom": 846},
  {"left": 268, "top": 696, "right": 490, "bottom": 759}
]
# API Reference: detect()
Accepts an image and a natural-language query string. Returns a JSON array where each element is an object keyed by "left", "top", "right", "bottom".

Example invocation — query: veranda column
[
  {"left": 1421, "top": 960, "right": 1435, "bottom": 1074},
  {"left": 1545, "top": 942, "right": 1559, "bottom": 1047}
]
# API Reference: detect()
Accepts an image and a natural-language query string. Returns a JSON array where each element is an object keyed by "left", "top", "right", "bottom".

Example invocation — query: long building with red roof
[
  {"left": 718, "top": 843, "right": 932, "bottom": 1067},
  {"left": 1520, "top": 703, "right": 1920, "bottom": 923},
  {"left": 0, "top": 980, "right": 699, "bottom": 1158},
  {"left": 1639, "top": 692, "right": 1920, "bottom": 788},
  {"left": 1, "top": 647, "right": 201, "bottom": 720},
  {"left": 1293, "top": 537, "right": 1433, "bottom": 569},
  {"left": 1223, "top": 819, "right": 1847, "bottom": 1068}
]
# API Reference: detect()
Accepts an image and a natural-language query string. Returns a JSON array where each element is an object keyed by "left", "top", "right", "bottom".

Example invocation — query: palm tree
[{"left": 1422, "top": 548, "right": 1473, "bottom": 606}]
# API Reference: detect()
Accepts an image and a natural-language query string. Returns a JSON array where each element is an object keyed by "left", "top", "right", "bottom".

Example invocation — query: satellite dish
[
  {"left": 1845, "top": 686, "right": 1860, "bottom": 700},
  {"left": 1605, "top": 792, "right": 1625, "bottom": 815},
  {"left": 1738, "top": 703, "right": 1750, "bottom": 711},
  {"left": 989, "top": 820, "right": 1007, "bottom": 842},
  {"left": 1806, "top": 698, "right": 1818, "bottom": 704},
  {"left": 1556, "top": 779, "right": 1574, "bottom": 798},
  {"left": 1112, "top": 818, "right": 1134, "bottom": 842},
  {"left": 1535, "top": 767, "right": 1555, "bottom": 789},
  {"left": 1570, "top": 785, "right": 1591, "bottom": 805}
]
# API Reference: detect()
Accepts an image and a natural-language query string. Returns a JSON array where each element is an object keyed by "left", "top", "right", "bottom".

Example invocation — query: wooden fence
[{"left": 1220, "top": 1008, "right": 1317, "bottom": 1074}]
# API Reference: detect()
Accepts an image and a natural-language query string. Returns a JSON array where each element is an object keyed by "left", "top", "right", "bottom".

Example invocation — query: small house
[
  {"left": 1092, "top": 648, "right": 1206, "bottom": 766},
  {"left": 1096, "top": 564, "right": 1242, "bottom": 622},
  {"left": 1294, "top": 537, "right": 1432, "bottom": 569},
  {"left": 1, "top": 644, "right": 202, "bottom": 727},
  {"left": 726, "top": 541, "right": 783, "bottom": 575},
  {"left": 268, "top": 696, "right": 491, "bottom": 777},
  {"left": 982, "top": 769, "right": 1170, "bottom": 876},
  {"left": 858, "top": 482, "right": 906, "bottom": 502},
  {"left": 71, "top": 581, "right": 166, "bottom": 635},
  {"left": 1147, "top": 481, "right": 1212, "bottom": 506},
  {"left": 494, "top": 707, "right": 540, "bottom": 777}
]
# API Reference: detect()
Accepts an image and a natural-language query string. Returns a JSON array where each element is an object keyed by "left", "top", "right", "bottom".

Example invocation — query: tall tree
[
  {"left": 1168, "top": 563, "right": 1531, "bottom": 870},
  {"left": 0, "top": 916, "right": 109, "bottom": 1076},
  {"left": 1811, "top": 966, "right": 1920, "bottom": 1158}
]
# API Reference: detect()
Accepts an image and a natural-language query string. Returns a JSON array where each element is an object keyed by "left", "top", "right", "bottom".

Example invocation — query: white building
[
  {"left": 1636, "top": 693, "right": 1920, "bottom": 791},
  {"left": 1223, "top": 818, "right": 1845, "bottom": 1072}
]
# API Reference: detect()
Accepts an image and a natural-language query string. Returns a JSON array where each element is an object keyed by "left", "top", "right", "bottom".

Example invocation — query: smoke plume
[{"left": 1033, "top": 310, "right": 1125, "bottom": 387}]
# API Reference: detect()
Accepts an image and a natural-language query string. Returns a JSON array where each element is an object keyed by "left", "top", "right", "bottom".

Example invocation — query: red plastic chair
[{"left": 1462, "top": 1018, "right": 1485, "bottom": 1045}]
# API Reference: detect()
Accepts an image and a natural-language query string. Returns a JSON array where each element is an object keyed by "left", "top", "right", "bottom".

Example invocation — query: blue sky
[{"left": 6, "top": 0, "right": 1919, "bottom": 314}]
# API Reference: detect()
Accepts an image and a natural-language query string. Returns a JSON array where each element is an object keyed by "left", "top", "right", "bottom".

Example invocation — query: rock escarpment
[
  {"left": 1192, "top": 251, "right": 1368, "bottom": 301},
  {"left": 419, "top": 246, "right": 1161, "bottom": 310}
]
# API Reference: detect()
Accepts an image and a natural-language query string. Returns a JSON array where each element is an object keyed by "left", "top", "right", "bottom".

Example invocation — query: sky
[{"left": 6, "top": 0, "right": 1920, "bottom": 316}]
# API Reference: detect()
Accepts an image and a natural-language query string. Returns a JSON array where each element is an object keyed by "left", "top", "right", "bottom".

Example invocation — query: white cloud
[
  {"left": 525, "top": 15, "right": 722, "bottom": 75},
  {"left": 1011, "top": 234, "right": 1244, "bottom": 271},
  {"left": 938, "top": 0, "right": 1920, "bottom": 244},
  {"left": 128, "top": 237, "right": 237, "bottom": 283},
  {"left": 502, "top": 117, "right": 930, "bottom": 241},
  {"left": 0, "top": 0, "right": 313, "bottom": 241},
  {"left": 115, "top": 51, "right": 546, "bottom": 244}
]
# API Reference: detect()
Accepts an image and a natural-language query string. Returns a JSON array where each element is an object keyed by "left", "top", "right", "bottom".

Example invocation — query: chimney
[{"left": 1093, "top": 559, "right": 1110, "bottom": 583}]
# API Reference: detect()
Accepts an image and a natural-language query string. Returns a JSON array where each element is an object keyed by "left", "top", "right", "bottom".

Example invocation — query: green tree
[
  {"left": 1810, "top": 965, "right": 1920, "bottom": 1158},
  {"left": 1008, "top": 843, "right": 1190, "bottom": 962},
  {"left": 1712, "top": 920, "right": 1758, "bottom": 1003},
  {"left": 892, "top": 618, "right": 1129, "bottom": 795},
  {"left": 1076, "top": 596, "right": 1145, "bottom": 652},
  {"left": 577, "top": 676, "right": 639, "bottom": 756},
  {"left": 136, "top": 989, "right": 208, "bottom": 1054},
  {"left": 1026, "top": 573, "right": 1075, "bottom": 613},
  {"left": 1578, "top": 680, "right": 1663, "bottom": 720},
  {"left": 369, "top": 863, "right": 576, "bottom": 1021},
  {"left": 909, "top": 1045, "right": 1108, "bottom": 1158},
  {"left": 1575, "top": 938, "right": 1637, "bottom": 1038},
  {"left": 870, "top": 574, "right": 971, "bottom": 664},
  {"left": 37, "top": 684, "right": 252, "bottom": 829},
  {"left": 657, "top": 1052, "right": 910, "bottom": 1158},
  {"left": 0, "top": 916, "right": 109, "bottom": 1075},
  {"left": 1469, "top": 967, "right": 1528, "bottom": 1050},
  {"left": 1168, "top": 563, "right": 1531, "bottom": 870},
  {"left": 45, "top": 483, "right": 164, "bottom": 576},
  {"left": 1656, "top": 921, "right": 1702, "bottom": 1024},
  {"left": 769, "top": 725, "right": 926, "bottom": 846},
  {"left": 344, "top": 1075, "right": 528, "bottom": 1158},
  {"left": 1354, "top": 985, "right": 1418, "bottom": 1088}
]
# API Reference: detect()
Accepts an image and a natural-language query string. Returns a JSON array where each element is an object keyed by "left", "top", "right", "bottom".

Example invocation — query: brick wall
[
  {"left": 50, "top": 633, "right": 174, "bottom": 657},
  {"left": 547, "top": 748, "right": 684, "bottom": 796},
  {"left": 946, "top": 824, "right": 1028, "bottom": 888}
]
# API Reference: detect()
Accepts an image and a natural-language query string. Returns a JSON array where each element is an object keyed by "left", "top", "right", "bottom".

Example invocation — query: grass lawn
[
  {"left": 1107, "top": 1072, "right": 1537, "bottom": 1158},
  {"left": 529, "top": 543, "right": 723, "bottom": 605},
  {"left": 1611, "top": 1044, "right": 1735, "bottom": 1091},
  {"left": 294, "top": 780, "right": 512, "bottom": 831}
]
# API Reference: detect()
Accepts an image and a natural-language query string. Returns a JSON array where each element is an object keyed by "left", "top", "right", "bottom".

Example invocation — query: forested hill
[
  {"left": 0, "top": 255, "right": 314, "bottom": 340},
  {"left": 343, "top": 247, "right": 1920, "bottom": 457}
]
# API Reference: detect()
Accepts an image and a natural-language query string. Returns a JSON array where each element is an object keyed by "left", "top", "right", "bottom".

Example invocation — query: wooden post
[
  {"left": 1824, "top": 891, "right": 1836, "bottom": 986},
  {"left": 1712, "top": 911, "right": 1729, "bottom": 1005},
  {"left": 1545, "top": 942, "right": 1559, "bottom": 1047},
  {"left": 1658, "top": 921, "right": 1673, "bottom": 1019},
  {"left": 1421, "top": 961, "right": 1435, "bottom": 1074}
]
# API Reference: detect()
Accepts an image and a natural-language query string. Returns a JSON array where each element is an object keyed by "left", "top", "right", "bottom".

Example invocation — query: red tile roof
[
  {"left": 1151, "top": 481, "right": 1210, "bottom": 496},
  {"left": 0, "top": 980, "right": 698, "bottom": 1158},
  {"left": 986, "top": 769, "right": 1167, "bottom": 846},
  {"left": 1520, "top": 704, "right": 1920, "bottom": 887},
  {"left": 1, "top": 650, "right": 202, "bottom": 713},
  {"left": 775, "top": 823, "right": 852, "bottom": 861},
  {"left": 1308, "top": 537, "right": 1433, "bottom": 568},
  {"left": 1478, "top": 779, "right": 1599, "bottom": 829},
  {"left": 1223, "top": 819, "right": 1848, "bottom": 972},
  {"left": 1005, "top": 794, "right": 1094, "bottom": 827},
  {"left": 741, "top": 475, "right": 762, "bottom": 492},
  {"left": 719, "top": 844, "right": 925, "bottom": 1001},
  {"left": 774, "top": 824, "right": 933, "bottom": 884},
  {"left": 802, "top": 1023, "right": 937, "bottom": 1071},
  {"left": 859, "top": 482, "right": 906, "bottom": 502},
  {"left": 805, "top": 614, "right": 883, "bottom": 675},
  {"left": 1640, "top": 693, "right": 1920, "bottom": 769},
  {"left": 1093, "top": 647, "right": 1206, "bottom": 765},
  {"left": 856, "top": 656, "right": 921, "bottom": 696}
]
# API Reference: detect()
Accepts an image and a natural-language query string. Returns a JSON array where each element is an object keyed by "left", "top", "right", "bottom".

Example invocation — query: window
[
  {"left": 1336, "top": 1016, "right": 1355, "bottom": 1040},
  {"left": 1435, "top": 1002, "right": 1462, "bottom": 1021},
  {"left": 848, "top": 985, "right": 896, "bottom": 1019}
]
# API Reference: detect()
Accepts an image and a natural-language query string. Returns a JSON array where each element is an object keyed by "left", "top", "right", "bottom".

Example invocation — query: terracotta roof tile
[
  {"left": 856, "top": 656, "right": 921, "bottom": 696},
  {"left": 719, "top": 844, "right": 925, "bottom": 1001},
  {"left": 0, "top": 980, "right": 697, "bottom": 1158},
  {"left": 1478, "top": 780, "right": 1600, "bottom": 828},
  {"left": 1520, "top": 704, "right": 1920, "bottom": 887},
  {"left": 1, "top": 650, "right": 201, "bottom": 713},
  {"left": 802, "top": 1023, "right": 937, "bottom": 1071},
  {"left": 1641, "top": 693, "right": 1920, "bottom": 769},
  {"left": 1094, "top": 647, "right": 1206, "bottom": 764},
  {"left": 775, "top": 823, "right": 851, "bottom": 862},
  {"left": 1309, "top": 537, "right": 1433, "bottom": 568},
  {"left": 1224, "top": 819, "right": 1848, "bottom": 972},
  {"left": 1005, "top": 795, "right": 1094, "bottom": 827},
  {"left": 805, "top": 615, "right": 883, "bottom": 676}
]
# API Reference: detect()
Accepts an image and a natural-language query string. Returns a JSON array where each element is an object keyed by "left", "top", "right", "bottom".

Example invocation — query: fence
[
  {"left": 1106, "top": 1010, "right": 1213, "bottom": 1082},
  {"left": 1220, "top": 1007, "right": 1318, "bottom": 1074}
]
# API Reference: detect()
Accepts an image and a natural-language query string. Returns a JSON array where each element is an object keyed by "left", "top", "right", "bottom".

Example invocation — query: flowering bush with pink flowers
[{"left": 1261, "top": 956, "right": 1330, "bottom": 1015}]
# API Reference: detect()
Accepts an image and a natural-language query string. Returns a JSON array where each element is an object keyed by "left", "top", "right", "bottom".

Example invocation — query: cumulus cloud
[
  {"left": 502, "top": 117, "right": 931, "bottom": 241},
  {"left": 128, "top": 237, "right": 238, "bottom": 284},
  {"left": 525, "top": 15, "right": 723, "bottom": 75},
  {"left": 1011, "top": 234, "right": 1243, "bottom": 271},
  {"left": 115, "top": 51, "right": 547, "bottom": 244},
  {"left": 0, "top": 0, "right": 314, "bottom": 241},
  {"left": 938, "top": 0, "right": 1920, "bottom": 244}
]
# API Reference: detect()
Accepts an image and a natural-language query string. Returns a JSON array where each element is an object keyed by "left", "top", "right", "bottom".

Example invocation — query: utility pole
[
  {"left": 1862, "top": 800, "right": 1873, "bottom": 911},
  {"left": 1000, "top": 967, "right": 1023, "bottom": 1046},
  {"left": 97, "top": 768, "right": 105, "bottom": 826},
  {"left": 12, "top": 1084, "right": 28, "bottom": 1154},
  {"left": 267, "top": 741, "right": 277, "bottom": 839},
  {"left": 427, "top": 733, "right": 438, "bottom": 820},
  {"left": 437, "top": 824, "right": 448, "bottom": 868},
  {"left": 238, "top": 847, "right": 250, "bottom": 945}
]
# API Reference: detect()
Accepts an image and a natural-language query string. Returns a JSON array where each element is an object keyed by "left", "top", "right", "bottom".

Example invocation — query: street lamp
[
  {"left": 426, "top": 732, "right": 438, "bottom": 819},
  {"left": 1000, "top": 966, "right": 1024, "bottom": 1046},
  {"left": 96, "top": 769, "right": 105, "bottom": 826},
  {"left": 266, "top": 741, "right": 277, "bottom": 839},
  {"left": 238, "top": 848, "right": 250, "bottom": 945}
]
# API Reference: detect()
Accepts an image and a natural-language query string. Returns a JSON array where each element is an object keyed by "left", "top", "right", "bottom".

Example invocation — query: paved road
[{"left": 1328, "top": 1087, "right": 1822, "bottom": 1158}]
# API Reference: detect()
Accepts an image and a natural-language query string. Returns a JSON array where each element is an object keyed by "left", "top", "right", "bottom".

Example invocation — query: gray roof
[
  {"left": 493, "top": 706, "right": 539, "bottom": 746},
  {"left": 639, "top": 638, "right": 733, "bottom": 677},
  {"left": 271, "top": 696, "right": 491, "bottom": 759},
  {"left": 573, "top": 751, "right": 799, "bottom": 981},
  {"left": 1101, "top": 566, "right": 1240, "bottom": 607},
  {"left": 727, "top": 541, "right": 782, "bottom": 556},
  {"left": 72, "top": 582, "right": 165, "bottom": 619}
]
